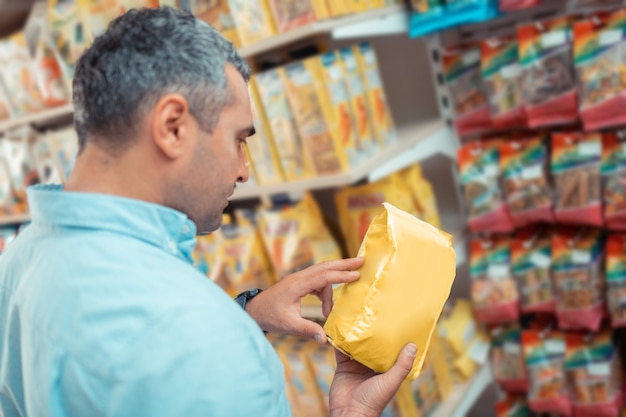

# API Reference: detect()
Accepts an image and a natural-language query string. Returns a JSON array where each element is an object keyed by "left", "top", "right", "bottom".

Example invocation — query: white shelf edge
[
  {"left": 0, "top": 213, "right": 31, "bottom": 226},
  {"left": 0, "top": 104, "right": 74, "bottom": 133},
  {"left": 231, "top": 118, "right": 445, "bottom": 201},
  {"left": 239, "top": 4, "right": 407, "bottom": 58},
  {"left": 432, "top": 363, "right": 493, "bottom": 417}
]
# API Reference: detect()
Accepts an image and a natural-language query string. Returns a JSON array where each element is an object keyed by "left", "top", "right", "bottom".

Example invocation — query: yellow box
[
  {"left": 248, "top": 79, "right": 285, "bottom": 186},
  {"left": 339, "top": 46, "right": 379, "bottom": 160},
  {"left": 398, "top": 164, "right": 441, "bottom": 228},
  {"left": 284, "top": 60, "right": 346, "bottom": 176},
  {"left": 253, "top": 70, "right": 311, "bottom": 181},
  {"left": 308, "top": 51, "right": 362, "bottom": 168},
  {"left": 189, "top": 0, "right": 241, "bottom": 48},
  {"left": 352, "top": 42, "right": 397, "bottom": 148},
  {"left": 227, "top": 0, "right": 276, "bottom": 46}
]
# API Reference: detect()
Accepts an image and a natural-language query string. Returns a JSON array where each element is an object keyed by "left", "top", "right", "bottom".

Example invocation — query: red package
[
  {"left": 551, "top": 132, "right": 603, "bottom": 227},
  {"left": 481, "top": 37, "right": 527, "bottom": 130},
  {"left": 606, "top": 234, "right": 626, "bottom": 328},
  {"left": 470, "top": 234, "right": 519, "bottom": 324},
  {"left": 602, "top": 132, "right": 626, "bottom": 231},
  {"left": 551, "top": 227, "right": 605, "bottom": 332},
  {"left": 499, "top": 0, "right": 541, "bottom": 11},
  {"left": 444, "top": 46, "right": 492, "bottom": 137},
  {"left": 458, "top": 140, "right": 514, "bottom": 233},
  {"left": 518, "top": 17, "right": 578, "bottom": 128}
]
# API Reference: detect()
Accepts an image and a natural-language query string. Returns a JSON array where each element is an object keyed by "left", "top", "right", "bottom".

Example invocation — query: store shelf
[
  {"left": 231, "top": 118, "right": 445, "bottom": 200},
  {"left": 0, "top": 213, "right": 30, "bottom": 226},
  {"left": 0, "top": 104, "right": 74, "bottom": 133},
  {"left": 432, "top": 363, "right": 493, "bottom": 417},
  {"left": 238, "top": 4, "right": 408, "bottom": 58}
]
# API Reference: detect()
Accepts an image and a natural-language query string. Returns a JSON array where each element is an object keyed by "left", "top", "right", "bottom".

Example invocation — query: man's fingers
[
  {"left": 301, "top": 269, "right": 360, "bottom": 293},
  {"left": 309, "top": 257, "right": 364, "bottom": 273},
  {"left": 380, "top": 344, "right": 417, "bottom": 387},
  {"left": 320, "top": 284, "right": 333, "bottom": 317}
]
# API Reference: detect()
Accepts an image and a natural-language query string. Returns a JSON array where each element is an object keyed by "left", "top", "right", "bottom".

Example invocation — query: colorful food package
[
  {"left": 283, "top": 60, "right": 345, "bottom": 176},
  {"left": 47, "top": 0, "right": 88, "bottom": 80},
  {"left": 552, "top": 227, "right": 605, "bottom": 332},
  {"left": 252, "top": 70, "right": 311, "bottom": 181},
  {"left": 522, "top": 330, "right": 572, "bottom": 416},
  {"left": 247, "top": 81, "right": 285, "bottom": 186},
  {"left": 512, "top": 228, "right": 555, "bottom": 314},
  {"left": 552, "top": 132, "right": 603, "bottom": 227},
  {"left": 481, "top": 37, "right": 527, "bottom": 130},
  {"left": 495, "top": 396, "right": 533, "bottom": 417},
  {"left": 0, "top": 85, "right": 13, "bottom": 122},
  {"left": 32, "top": 34, "right": 70, "bottom": 108},
  {"left": 339, "top": 46, "right": 379, "bottom": 160},
  {"left": 424, "top": 329, "right": 454, "bottom": 399},
  {"left": 602, "top": 132, "right": 626, "bottom": 231},
  {"left": 227, "top": 0, "right": 276, "bottom": 46},
  {"left": 0, "top": 32, "right": 45, "bottom": 116},
  {"left": 188, "top": 0, "right": 241, "bottom": 47},
  {"left": 606, "top": 234, "right": 626, "bottom": 328},
  {"left": 410, "top": 0, "right": 445, "bottom": 14},
  {"left": 2, "top": 128, "right": 40, "bottom": 215},
  {"left": 410, "top": 358, "right": 441, "bottom": 417},
  {"left": 45, "top": 127, "right": 79, "bottom": 183},
  {"left": 29, "top": 133, "right": 64, "bottom": 185},
  {"left": 267, "top": 0, "right": 316, "bottom": 33},
  {"left": 470, "top": 234, "right": 519, "bottom": 323},
  {"left": 335, "top": 174, "right": 416, "bottom": 257},
  {"left": 306, "top": 342, "right": 336, "bottom": 411},
  {"left": 458, "top": 140, "right": 514, "bottom": 233},
  {"left": 490, "top": 323, "right": 528, "bottom": 393},
  {"left": 353, "top": 43, "right": 397, "bottom": 148},
  {"left": 500, "top": 136, "right": 553, "bottom": 227},
  {"left": 324, "top": 203, "right": 456, "bottom": 380},
  {"left": 192, "top": 224, "right": 238, "bottom": 295},
  {"left": 77, "top": 0, "right": 123, "bottom": 42},
  {"left": 454, "top": 330, "right": 491, "bottom": 380},
  {"left": 499, "top": 0, "right": 541, "bottom": 10},
  {"left": 518, "top": 17, "right": 578, "bottom": 128},
  {"left": 574, "top": 10, "right": 626, "bottom": 131},
  {"left": 444, "top": 46, "right": 492, "bottom": 137},
  {"left": 565, "top": 331, "right": 623, "bottom": 417},
  {"left": 397, "top": 163, "right": 441, "bottom": 228}
]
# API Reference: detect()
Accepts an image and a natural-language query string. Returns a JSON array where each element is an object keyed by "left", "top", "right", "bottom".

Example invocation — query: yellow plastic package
[
  {"left": 398, "top": 164, "right": 441, "bottom": 228},
  {"left": 324, "top": 203, "right": 456, "bottom": 380}
]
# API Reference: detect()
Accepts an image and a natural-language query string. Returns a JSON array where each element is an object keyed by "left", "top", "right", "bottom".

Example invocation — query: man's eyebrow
[{"left": 240, "top": 125, "right": 256, "bottom": 137}]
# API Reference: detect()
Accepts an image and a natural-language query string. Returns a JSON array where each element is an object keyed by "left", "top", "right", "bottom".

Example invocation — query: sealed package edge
[{"left": 323, "top": 202, "right": 456, "bottom": 380}]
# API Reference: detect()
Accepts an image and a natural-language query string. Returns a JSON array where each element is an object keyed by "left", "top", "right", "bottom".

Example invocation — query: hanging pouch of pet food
[
  {"left": 602, "top": 131, "right": 626, "bottom": 230},
  {"left": 574, "top": 9, "right": 626, "bottom": 131},
  {"left": 490, "top": 323, "right": 528, "bottom": 393},
  {"left": 481, "top": 36, "right": 527, "bottom": 130},
  {"left": 324, "top": 203, "right": 456, "bottom": 380},
  {"left": 551, "top": 132, "right": 603, "bottom": 227},
  {"left": 552, "top": 227, "right": 605, "bottom": 332},
  {"left": 444, "top": 46, "right": 492, "bottom": 138},
  {"left": 518, "top": 17, "right": 578, "bottom": 128}
]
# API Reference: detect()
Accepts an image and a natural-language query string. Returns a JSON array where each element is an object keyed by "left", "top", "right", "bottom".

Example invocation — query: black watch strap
[{"left": 234, "top": 288, "right": 263, "bottom": 311}]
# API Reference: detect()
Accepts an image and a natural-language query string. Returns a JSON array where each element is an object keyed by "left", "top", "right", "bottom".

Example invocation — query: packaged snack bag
[
  {"left": 458, "top": 140, "right": 514, "bottom": 233},
  {"left": 247, "top": 81, "right": 284, "bottom": 186},
  {"left": 32, "top": 35, "right": 70, "bottom": 108},
  {"left": 565, "top": 330, "right": 623, "bottom": 417},
  {"left": 495, "top": 396, "right": 533, "bottom": 417},
  {"left": 192, "top": 223, "right": 237, "bottom": 294},
  {"left": 470, "top": 234, "right": 519, "bottom": 323},
  {"left": 425, "top": 329, "right": 454, "bottom": 399},
  {"left": 307, "top": 342, "right": 335, "bottom": 412},
  {"left": 522, "top": 330, "right": 572, "bottom": 416},
  {"left": 2, "top": 128, "right": 40, "bottom": 215},
  {"left": 268, "top": 0, "right": 316, "bottom": 33},
  {"left": 46, "top": 127, "right": 79, "bottom": 183},
  {"left": 283, "top": 60, "right": 345, "bottom": 176},
  {"left": 339, "top": 46, "right": 379, "bottom": 160},
  {"left": 551, "top": 132, "right": 603, "bottom": 227},
  {"left": 47, "top": 0, "right": 88, "bottom": 80},
  {"left": 353, "top": 43, "right": 397, "bottom": 148},
  {"left": 518, "top": 17, "right": 578, "bottom": 128},
  {"left": 512, "top": 227, "right": 555, "bottom": 314},
  {"left": 602, "top": 132, "right": 626, "bottom": 231},
  {"left": 0, "top": 32, "right": 45, "bottom": 116},
  {"left": 29, "top": 132, "right": 63, "bottom": 185},
  {"left": 552, "top": 227, "right": 605, "bottom": 332},
  {"left": 490, "top": 323, "right": 528, "bottom": 393},
  {"left": 252, "top": 70, "right": 311, "bottom": 181},
  {"left": 444, "top": 46, "right": 492, "bottom": 137},
  {"left": 606, "top": 234, "right": 626, "bottom": 328},
  {"left": 410, "top": 358, "right": 441, "bottom": 417},
  {"left": 397, "top": 164, "right": 441, "bottom": 228},
  {"left": 499, "top": 0, "right": 541, "bottom": 10},
  {"left": 454, "top": 330, "right": 491, "bottom": 379},
  {"left": 481, "top": 37, "right": 526, "bottom": 130},
  {"left": 574, "top": 10, "right": 626, "bottom": 131},
  {"left": 77, "top": 0, "right": 123, "bottom": 42},
  {"left": 324, "top": 203, "right": 456, "bottom": 380},
  {"left": 500, "top": 136, "right": 553, "bottom": 227},
  {"left": 227, "top": 0, "right": 276, "bottom": 46},
  {"left": 188, "top": 0, "right": 240, "bottom": 48}
]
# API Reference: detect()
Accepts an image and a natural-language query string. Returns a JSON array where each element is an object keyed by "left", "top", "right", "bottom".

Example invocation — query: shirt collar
[{"left": 27, "top": 184, "right": 198, "bottom": 263}]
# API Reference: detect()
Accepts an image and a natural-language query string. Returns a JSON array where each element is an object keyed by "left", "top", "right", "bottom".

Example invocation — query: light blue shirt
[{"left": 0, "top": 184, "right": 291, "bottom": 417}]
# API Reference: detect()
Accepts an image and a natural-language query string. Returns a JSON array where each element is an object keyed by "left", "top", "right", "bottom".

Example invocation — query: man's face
[{"left": 178, "top": 65, "right": 253, "bottom": 234}]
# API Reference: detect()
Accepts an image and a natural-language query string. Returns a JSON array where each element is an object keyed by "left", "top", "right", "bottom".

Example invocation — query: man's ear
[{"left": 150, "top": 93, "right": 195, "bottom": 159}]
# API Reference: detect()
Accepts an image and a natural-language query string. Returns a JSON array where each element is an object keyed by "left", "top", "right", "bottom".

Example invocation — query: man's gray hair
[{"left": 72, "top": 7, "right": 251, "bottom": 150}]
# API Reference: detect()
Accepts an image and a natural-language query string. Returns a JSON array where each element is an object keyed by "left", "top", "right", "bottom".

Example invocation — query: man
[{"left": 0, "top": 7, "right": 416, "bottom": 417}]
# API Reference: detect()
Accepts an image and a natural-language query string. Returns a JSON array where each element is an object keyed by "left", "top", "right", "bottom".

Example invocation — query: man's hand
[
  {"left": 244, "top": 257, "right": 364, "bottom": 343},
  {"left": 329, "top": 344, "right": 417, "bottom": 417}
]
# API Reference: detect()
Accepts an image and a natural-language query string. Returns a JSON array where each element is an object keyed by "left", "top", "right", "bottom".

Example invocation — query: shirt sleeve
[{"left": 101, "top": 307, "right": 291, "bottom": 417}]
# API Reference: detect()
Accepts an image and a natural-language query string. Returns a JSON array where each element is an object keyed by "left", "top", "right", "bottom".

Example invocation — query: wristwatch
[{"left": 234, "top": 288, "right": 263, "bottom": 311}]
